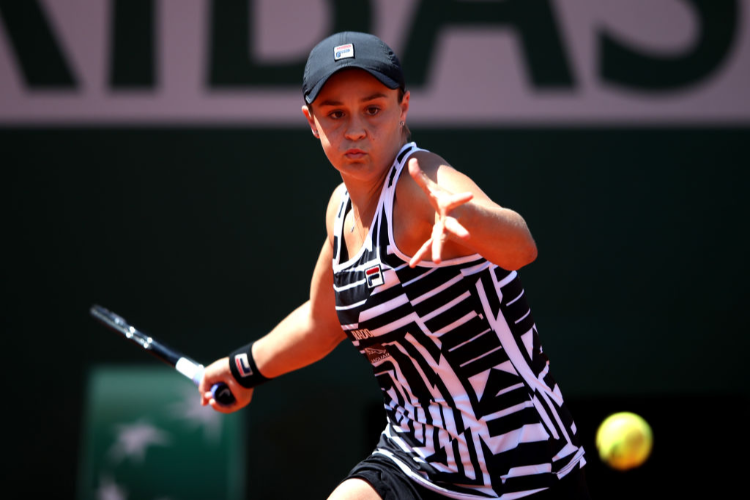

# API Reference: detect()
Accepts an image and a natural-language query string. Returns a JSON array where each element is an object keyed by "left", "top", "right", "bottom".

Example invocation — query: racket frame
[{"left": 90, "top": 304, "right": 234, "bottom": 405}]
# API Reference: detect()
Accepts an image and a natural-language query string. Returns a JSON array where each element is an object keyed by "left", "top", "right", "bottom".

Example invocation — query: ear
[
  {"left": 302, "top": 105, "right": 320, "bottom": 138},
  {"left": 399, "top": 90, "right": 410, "bottom": 124}
]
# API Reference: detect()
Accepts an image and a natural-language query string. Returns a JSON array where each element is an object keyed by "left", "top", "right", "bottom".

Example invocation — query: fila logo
[
  {"left": 235, "top": 353, "right": 253, "bottom": 377},
  {"left": 365, "top": 265, "right": 384, "bottom": 288},
  {"left": 334, "top": 43, "right": 354, "bottom": 61},
  {"left": 351, "top": 328, "right": 373, "bottom": 340}
]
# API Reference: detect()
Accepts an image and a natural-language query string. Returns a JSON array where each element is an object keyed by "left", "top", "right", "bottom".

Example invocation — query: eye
[
  {"left": 328, "top": 110, "right": 344, "bottom": 119},
  {"left": 365, "top": 106, "right": 380, "bottom": 116}
]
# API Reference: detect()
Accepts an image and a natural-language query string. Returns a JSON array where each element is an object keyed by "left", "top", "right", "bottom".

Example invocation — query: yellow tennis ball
[{"left": 595, "top": 411, "right": 653, "bottom": 471}]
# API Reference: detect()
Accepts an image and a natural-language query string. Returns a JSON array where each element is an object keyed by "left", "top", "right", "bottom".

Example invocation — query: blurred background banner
[
  {"left": 78, "top": 367, "right": 245, "bottom": 500},
  {"left": 1, "top": 0, "right": 749, "bottom": 125},
  {"left": 2, "top": 1, "right": 749, "bottom": 499}
]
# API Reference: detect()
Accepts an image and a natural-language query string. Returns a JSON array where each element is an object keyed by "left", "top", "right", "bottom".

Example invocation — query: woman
[{"left": 199, "top": 31, "right": 590, "bottom": 500}]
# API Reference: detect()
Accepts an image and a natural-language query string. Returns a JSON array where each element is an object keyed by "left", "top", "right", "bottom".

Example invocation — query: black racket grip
[{"left": 211, "top": 382, "right": 236, "bottom": 406}]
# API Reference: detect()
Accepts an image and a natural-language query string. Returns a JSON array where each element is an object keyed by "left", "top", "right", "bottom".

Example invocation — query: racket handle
[
  {"left": 211, "top": 382, "right": 236, "bottom": 406},
  {"left": 190, "top": 364, "right": 236, "bottom": 407}
]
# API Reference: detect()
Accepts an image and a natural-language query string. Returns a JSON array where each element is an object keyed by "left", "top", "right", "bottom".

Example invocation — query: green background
[
  {"left": 78, "top": 367, "right": 245, "bottom": 500},
  {"left": 4, "top": 127, "right": 749, "bottom": 498}
]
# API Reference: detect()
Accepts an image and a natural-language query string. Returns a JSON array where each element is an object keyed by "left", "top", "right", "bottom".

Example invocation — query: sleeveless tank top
[{"left": 332, "top": 142, "right": 585, "bottom": 499}]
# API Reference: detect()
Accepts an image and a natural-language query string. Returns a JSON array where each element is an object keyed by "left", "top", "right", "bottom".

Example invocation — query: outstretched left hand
[{"left": 408, "top": 158, "right": 474, "bottom": 267}]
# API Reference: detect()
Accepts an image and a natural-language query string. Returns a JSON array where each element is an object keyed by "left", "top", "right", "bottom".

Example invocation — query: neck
[
  {"left": 344, "top": 140, "right": 411, "bottom": 232},
  {"left": 347, "top": 184, "right": 380, "bottom": 235}
]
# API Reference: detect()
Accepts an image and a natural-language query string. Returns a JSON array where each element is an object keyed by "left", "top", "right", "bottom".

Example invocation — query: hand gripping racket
[{"left": 90, "top": 305, "right": 236, "bottom": 406}]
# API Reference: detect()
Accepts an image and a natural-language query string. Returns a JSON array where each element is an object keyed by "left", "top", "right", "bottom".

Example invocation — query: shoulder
[
  {"left": 324, "top": 182, "right": 347, "bottom": 242},
  {"left": 393, "top": 151, "right": 446, "bottom": 227},
  {"left": 398, "top": 149, "right": 492, "bottom": 202},
  {"left": 396, "top": 150, "right": 444, "bottom": 194},
  {"left": 327, "top": 181, "right": 348, "bottom": 209},
  {"left": 398, "top": 149, "right": 469, "bottom": 187}
]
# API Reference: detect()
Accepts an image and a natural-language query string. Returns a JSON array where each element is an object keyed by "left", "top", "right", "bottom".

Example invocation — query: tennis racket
[{"left": 90, "top": 304, "right": 236, "bottom": 406}]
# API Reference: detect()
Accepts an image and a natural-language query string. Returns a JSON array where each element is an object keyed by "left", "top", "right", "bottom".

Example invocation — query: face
[{"left": 302, "top": 68, "right": 410, "bottom": 183}]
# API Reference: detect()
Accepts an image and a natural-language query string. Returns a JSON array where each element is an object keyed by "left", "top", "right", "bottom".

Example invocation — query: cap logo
[{"left": 334, "top": 43, "right": 354, "bottom": 61}]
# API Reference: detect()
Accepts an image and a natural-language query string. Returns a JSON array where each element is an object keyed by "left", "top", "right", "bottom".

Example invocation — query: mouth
[{"left": 344, "top": 149, "right": 367, "bottom": 160}]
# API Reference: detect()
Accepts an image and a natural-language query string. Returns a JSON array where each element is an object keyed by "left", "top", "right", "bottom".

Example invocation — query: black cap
[{"left": 302, "top": 31, "right": 405, "bottom": 104}]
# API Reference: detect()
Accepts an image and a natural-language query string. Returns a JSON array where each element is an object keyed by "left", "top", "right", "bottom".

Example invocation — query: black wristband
[{"left": 229, "top": 341, "right": 272, "bottom": 389}]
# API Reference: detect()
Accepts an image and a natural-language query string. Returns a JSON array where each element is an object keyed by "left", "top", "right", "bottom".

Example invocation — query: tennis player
[{"left": 200, "top": 31, "right": 590, "bottom": 499}]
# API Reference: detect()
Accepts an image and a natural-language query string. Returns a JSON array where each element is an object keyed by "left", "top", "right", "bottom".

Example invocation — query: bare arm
[
  {"left": 399, "top": 153, "right": 537, "bottom": 271},
  {"left": 199, "top": 187, "right": 347, "bottom": 412},
  {"left": 252, "top": 238, "right": 346, "bottom": 379}
]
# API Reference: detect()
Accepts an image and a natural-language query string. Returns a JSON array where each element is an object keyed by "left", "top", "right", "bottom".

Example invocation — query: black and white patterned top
[{"left": 332, "top": 142, "right": 585, "bottom": 499}]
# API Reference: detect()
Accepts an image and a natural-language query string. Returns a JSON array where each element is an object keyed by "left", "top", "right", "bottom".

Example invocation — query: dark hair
[{"left": 397, "top": 88, "right": 412, "bottom": 142}]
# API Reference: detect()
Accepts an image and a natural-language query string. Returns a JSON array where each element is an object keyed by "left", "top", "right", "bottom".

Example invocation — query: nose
[{"left": 344, "top": 114, "right": 367, "bottom": 141}]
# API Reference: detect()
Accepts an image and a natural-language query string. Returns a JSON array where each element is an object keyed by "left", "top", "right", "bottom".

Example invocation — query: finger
[
  {"left": 225, "top": 376, "right": 246, "bottom": 398},
  {"left": 201, "top": 391, "right": 213, "bottom": 406},
  {"left": 410, "top": 236, "right": 433, "bottom": 268},
  {"left": 432, "top": 243, "right": 442, "bottom": 265},
  {"left": 209, "top": 398, "right": 235, "bottom": 414},
  {"left": 408, "top": 157, "right": 434, "bottom": 194},
  {"left": 199, "top": 376, "right": 217, "bottom": 400},
  {"left": 432, "top": 221, "right": 445, "bottom": 265},
  {"left": 445, "top": 191, "right": 473, "bottom": 210},
  {"left": 444, "top": 217, "right": 470, "bottom": 240}
]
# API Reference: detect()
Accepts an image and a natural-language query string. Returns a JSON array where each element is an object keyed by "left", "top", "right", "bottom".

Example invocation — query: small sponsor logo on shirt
[
  {"left": 234, "top": 353, "right": 253, "bottom": 377},
  {"left": 365, "top": 265, "right": 384, "bottom": 288},
  {"left": 351, "top": 328, "right": 373, "bottom": 340},
  {"left": 364, "top": 345, "right": 391, "bottom": 364},
  {"left": 334, "top": 43, "right": 354, "bottom": 60}
]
